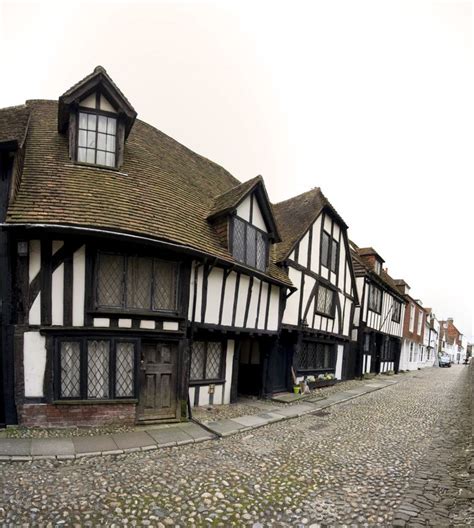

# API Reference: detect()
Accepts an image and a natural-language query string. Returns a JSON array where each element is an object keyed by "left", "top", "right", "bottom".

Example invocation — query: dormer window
[
  {"left": 231, "top": 216, "right": 268, "bottom": 271},
  {"left": 77, "top": 111, "right": 117, "bottom": 167}
]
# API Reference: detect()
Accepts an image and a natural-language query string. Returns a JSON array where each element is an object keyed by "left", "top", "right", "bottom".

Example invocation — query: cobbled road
[{"left": 0, "top": 366, "right": 472, "bottom": 527}]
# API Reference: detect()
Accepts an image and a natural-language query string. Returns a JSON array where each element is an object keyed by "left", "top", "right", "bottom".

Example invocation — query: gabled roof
[
  {"left": 4, "top": 100, "right": 291, "bottom": 287},
  {"left": 58, "top": 66, "right": 137, "bottom": 137},
  {"left": 357, "top": 247, "right": 385, "bottom": 263},
  {"left": 350, "top": 242, "right": 405, "bottom": 301},
  {"left": 273, "top": 187, "right": 348, "bottom": 262},
  {"left": 0, "top": 105, "right": 30, "bottom": 150},
  {"left": 207, "top": 175, "right": 281, "bottom": 241}
]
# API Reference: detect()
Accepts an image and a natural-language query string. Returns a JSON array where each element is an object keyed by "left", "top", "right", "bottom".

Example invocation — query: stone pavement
[
  {"left": 0, "top": 377, "right": 398, "bottom": 461},
  {"left": 0, "top": 366, "right": 469, "bottom": 526}
]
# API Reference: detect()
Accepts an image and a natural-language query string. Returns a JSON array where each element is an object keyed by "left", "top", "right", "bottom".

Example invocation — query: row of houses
[{"left": 0, "top": 67, "right": 466, "bottom": 427}]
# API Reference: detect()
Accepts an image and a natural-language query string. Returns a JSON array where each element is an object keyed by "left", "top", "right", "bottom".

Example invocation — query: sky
[{"left": 1, "top": 0, "right": 473, "bottom": 339}]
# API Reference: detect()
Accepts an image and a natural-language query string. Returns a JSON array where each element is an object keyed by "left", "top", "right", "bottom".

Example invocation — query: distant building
[{"left": 439, "top": 318, "right": 465, "bottom": 364}]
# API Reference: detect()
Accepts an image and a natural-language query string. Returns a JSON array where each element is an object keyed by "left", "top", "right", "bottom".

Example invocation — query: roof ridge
[{"left": 274, "top": 186, "right": 321, "bottom": 207}]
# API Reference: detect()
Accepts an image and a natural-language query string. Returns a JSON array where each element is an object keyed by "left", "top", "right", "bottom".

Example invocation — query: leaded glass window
[
  {"left": 56, "top": 338, "right": 137, "bottom": 400},
  {"left": 316, "top": 285, "right": 334, "bottom": 317},
  {"left": 96, "top": 253, "right": 179, "bottom": 312},
  {"left": 391, "top": 300, "right": 402, "bottom": 323},
  {"left": 368, "top": 284, "right": 382, "bottom": 313},
  {"left": 231, "top": 217, "right": 268, "bottom": 272},
  {"left": 294, "top": 342, "right": 336, "bottom": 372},
  {"left": 190, "top": 341, "right": 224, "bottom": 382},
  {"left": 60, "top": 342, "right": 81, "bottom": 398},
  {"left": 77, "top": 112, "right": 117, "bottom": 168},
  {"left": 321, "top": 231, "right": 339, "bottom": 273}
]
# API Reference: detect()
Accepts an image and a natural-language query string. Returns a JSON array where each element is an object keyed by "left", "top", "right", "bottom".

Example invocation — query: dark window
[
  {"left": 77, "top": 111, "right": 117, "bottom": 167},
  {"left": 391, "top": 300, "right": 401, "bottom": 323},
  {"left": 190, "top": 341, "right": 224, "bottom": 382},
  {"left": 96, "top": 252, "right": 179, "bottom": 312},
  {"left": 321, "top": 231, "right": 339, "bottom": 273},
  {"left": 294, "top": 342, "right": 336, "bottom": 372},
  {"left": 316, "top": 284, "right": 334, "bottom": 317},
  {"left": 368, "top": 284, "right": 382, "bottom": 313},
  {"left": 57, "top": 338, "right": 137, "bottom": 400},
  {"left": 231, "top": 217, "right": 268, "bottom": 272}
]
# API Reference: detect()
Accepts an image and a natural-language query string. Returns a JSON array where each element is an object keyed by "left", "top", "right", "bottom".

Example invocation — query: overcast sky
[{"left": 1, "top": 0, "right": 473, "bottom": 339}]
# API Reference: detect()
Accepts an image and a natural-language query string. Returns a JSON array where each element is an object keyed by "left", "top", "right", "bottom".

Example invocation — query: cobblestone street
[{"left": 0, "top": 366, "right": 471, "bottom": 527}]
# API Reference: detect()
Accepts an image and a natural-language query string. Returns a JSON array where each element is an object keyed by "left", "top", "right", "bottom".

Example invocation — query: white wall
[{"left": 23, "top": 331, "right": 47, "bottom": 398}]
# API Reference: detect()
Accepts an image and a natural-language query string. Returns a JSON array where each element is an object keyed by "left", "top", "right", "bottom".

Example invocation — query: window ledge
[
  {"left": 53, "top": 399, "right": 138, "bottom": 405},
  {"left": 64, "top": 162, "right": 127, "bottom": 176}
]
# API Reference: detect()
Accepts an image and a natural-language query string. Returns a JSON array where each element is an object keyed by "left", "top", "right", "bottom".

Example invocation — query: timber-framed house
[
  {"left": 272, "top": 188, "right": 358, "bottom": 387},
  {"left": 350, "top": 243, "right": 406, "bottom": 375},
  {"left": 0, "top": 66, "right": 292, "bottom": 427}
]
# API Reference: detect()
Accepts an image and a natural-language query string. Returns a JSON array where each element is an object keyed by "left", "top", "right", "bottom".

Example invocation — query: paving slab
[
  {"left": 0, "top": 438, "right": 31, "bottom": 456},
  {"left": 272, "top": 404, "right": 315, "bottom": 418},
  {"left": 147, "top": 427, "right": 194, "bottom": 446},
  {"left": 31, "top": 438, "right": 75, "bottom": 456},
  {"left": 72, "top": 435, "right": 119, "bottom": 454},
  {"left": 325, "top": 391, "right": 356, "bottom": 402},
  {"left": 202, "top": 418, "right": 247, "bottom": 437},
  {"left": 271, "top": 392, "right": 308, "bottom": 403},
  {"left": 176, "top": 422, "right": 215, "bottom": 441},
  {"left": 256, "top": 412, "right": 285, "bottom": 423},
  {"left": 112, "top": 431, "right": 156, "bottom": 450},
  {"left": 230, "top": 414, "right": 270, "bottom": 428}
]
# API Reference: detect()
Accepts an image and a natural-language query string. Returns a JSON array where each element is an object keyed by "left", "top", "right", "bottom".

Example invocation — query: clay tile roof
[
  {"left": 357, "top": 246, "right": 385, "bottom": 262},
  {"left": 5, "top": 100, "right": 291, "bottom": 287},
  {"left": 272, "top": 187, "right": 347, "bottom": 262},
  {"left": 0, "top": 105, "right": 30, "bottom": 148},
  {"left": 207, "top": 175, "right": 262, "bottom": 219}
]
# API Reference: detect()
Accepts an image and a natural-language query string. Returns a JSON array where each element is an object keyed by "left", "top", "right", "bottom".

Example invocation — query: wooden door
[
  {"left": 138, "top": 341, "right": 178, "bottom": 421},
  {"left": 237, "top": 340, "right": 262, "bottom": 396},
  {"left": 270, "top": 343, "right": 288, "bottom": 393}
]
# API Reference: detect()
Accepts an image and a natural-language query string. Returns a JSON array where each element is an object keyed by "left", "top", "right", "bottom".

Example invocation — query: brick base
[{"left": 18, "top": 403, "right": 137, "bottom": 427}]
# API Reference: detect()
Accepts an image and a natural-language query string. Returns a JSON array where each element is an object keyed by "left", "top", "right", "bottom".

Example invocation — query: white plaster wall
[
  {"left": 235, "top": 276, "right": 250, "bottom": 327},
  {"left": 323, "top": 215, "right": 332, "bottom": 233},
  {"left": 257, "top": 282, "right": 269, "bottom": 329},
  {"left": 282, "top": 268, "right": 301, "bottom": 325},
  {"left": 29, "top": 293, "right": 41, "bottom": 325},
  {"left": 221, "top": 272, "right": 237, "bottom": 326},
  {"left": 72, "top": 245, "right": 85, "bottom": 326},
  {"left": 51, "top": 263, "right": 64, "bottom": 326},
  {"left": 80, "top": 93, "right": 96, "bottom": 108},
  {"left": 310, "top": 217, "right": 322, "bottom": 270},
  {"left": 23, "top": 331, "right": 47, "bottom": 397},
  {"left": 52, "top": 240, "right": 64, "bottom": 255},
  {"left": 193, "top": 265, "right": 204, "bottom": 323},
  {"left": 29, "top": 240, "right": 41, "bottom": 283},
  {"left": 247, "top": 278, "right": 260, "bottom": 328},
  {"left": 267, "top": 286, "right": 280, "bottom": 331},
  {"left": 335, "top": 344, "right": 344, "bottom": 380},
  {"left": 204, "top": 268, "right": 223, "bottom": 324},
  {"left": 297, "top": 231, "right": 309, "bottom": 269},
  {"left": 223, "top": 339, "right": 234, "bottom": 404},
  {"left": 251, "top": 195, "right": 267, "bottom": 232},
  {"left": 100, "top": 94, "right": 116, "bottom": 112},
  {"left": 236, "top": 195, "right": 251, "bottom": 221}
]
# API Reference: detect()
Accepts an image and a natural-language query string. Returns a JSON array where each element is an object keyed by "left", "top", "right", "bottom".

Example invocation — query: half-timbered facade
[
  {"left": 351, "top": 244, "right": 406, "bottom": 375},
  {"left": 0, "top": 66, "right": 292, "bottom": 426},
  {"left": 272, "top": 188, "right": 358, "bottom": 389}
]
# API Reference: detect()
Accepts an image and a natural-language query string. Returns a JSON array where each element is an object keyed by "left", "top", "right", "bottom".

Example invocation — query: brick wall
[
  {"left": 402, "top": 297, "right": 425, "bottom": 344},
  {"left": 18, "top": 403, "right": 136, "bottom": 427}
]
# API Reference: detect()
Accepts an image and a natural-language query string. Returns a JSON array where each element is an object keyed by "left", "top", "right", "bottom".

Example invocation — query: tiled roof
[
  {"left": 272, "top": 187, "right": 347, "bottom": 262},
  {"left": 207, "top": 175, "right": 262, "bottom": 219},
  {"left": 5, "top": 100, "right": 291, "bottom": 287},
  {"left": 357, "top": 246, "right": 385, "bottom": 262},
  {"left": 0, "top": 105, "right": 30, "bottom": 147}
]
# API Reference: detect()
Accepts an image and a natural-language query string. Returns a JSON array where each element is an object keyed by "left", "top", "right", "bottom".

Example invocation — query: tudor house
[
  {"left": 394, "top": 280, "right": 426, "bottom": 371},
  {"left": 272, "top": 188, "right": 358, "bottom": 387},
  {"left": 350, "top": 244, "right": 406, "bottom": 375},
  {"left": 0, "top": 66, "right": 292, "bottom": 427}
]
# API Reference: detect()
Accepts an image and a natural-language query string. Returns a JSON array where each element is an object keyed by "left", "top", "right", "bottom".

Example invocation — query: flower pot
[{"left": 293, "top": 386, "right": 301, "bottom": 394}]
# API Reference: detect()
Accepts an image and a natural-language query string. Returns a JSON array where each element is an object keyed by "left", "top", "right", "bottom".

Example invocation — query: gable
[{"left": 236, "top": 192, "right": 268, "bottom": 233}]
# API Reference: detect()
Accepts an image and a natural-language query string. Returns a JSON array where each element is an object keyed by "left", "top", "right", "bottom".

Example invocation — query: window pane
[
  {"left": 60, "top": 341, "right": 81, "bottom": 398},
  {"left": 246, "top": 225, "right": 256, "bottom": 268},
  {"left": 317, "top": 286, "right": 327, "bottom": 313},
  {"left": 205, "top": 342, "right": 222, "bottom": 379},
  {"left": 79, "top": 112, "right": 88, "bottom": 129},
  {"left": 321, "top": 232, "right": 330, "bottom": 268},
  {"left": 87, "top": 114, "right": 97, "bottom": 130},
  {"left": 77, "top": 147, "right": 87, "bottom": 162},
  {"left": 86, "top": 148, "right": 95, "bottom": 164},
  {"left": 87, "top": 131, "right": 96, "bottom": 148},
  {"left": 115, "top": 342, "right": 135, "bottom": 397},
  {"left": 105, "top": 152, "right": 115, "bottom": 167},
  {"left": 106, "top": 134, "right": 116, "bottom": 152},
  {"left": 232, "top": 218, "right": 246, "bottom": 263},
  {"left": 97, "top": 253, "right": 124, "bottom": 307},
  {"left": 190, "top": 342, "right": 205, "bottom": 380},
  {"left": 97, "top": 133, "right": 107, "bottom": 150},
  {"left": 330, "top": 240, "right": 338, "bottom": 272},
  {"left": 153, "top": 260, "right": 178, "bottom": 310},
  {"left": 96, "top": 150, "right": 106, "bottom": 166},
  {"left": 107, "top": 117, "right": 116, "bottom": 135},
  {"left": 324, "top": 288, "right": 333, "bottom": 314},
  {"left": 126, "top": 256, "right": 152, "bottom": 309},
  {"left": 78, "top": 130, "right": 87, "bottom": 147},
  {"left": 98, "top": 115, "right": 107, "bottom": 133},
  {"left": 87, "top": 340, "right": 110, "bottom": 399},
  {"left": 256, "top": 231, "right": 267, "bottom": 271}
]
